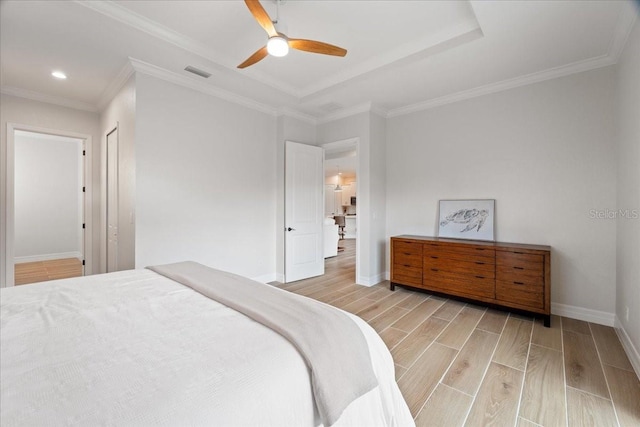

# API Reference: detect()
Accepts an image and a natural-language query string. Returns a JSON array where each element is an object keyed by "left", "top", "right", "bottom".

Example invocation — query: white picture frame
[{"left": 438, "top": 199, "right": 495, "bottom": 241}]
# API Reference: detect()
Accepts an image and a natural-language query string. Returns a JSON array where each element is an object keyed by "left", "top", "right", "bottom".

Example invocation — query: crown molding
[
  {"left": 74, "top": 0, "right": 299, "bottom": 97},
  {"left": 316, "top": 102, "right": 374, "bottom": 124},
  {"left": 387, "top": 2, "right": 637, "bottom": 119},
  {"left": 96, "top": 60, "right": 135, "bottom": 111},
  {"left": 277, "top": 107, "right": 317, "bottom": 125},
  {"left": 299, "top": 19, "right": 482, "bottom": 99},
  {"left": 386, "top": 53, "right": 616, "bottom": 118},
  {"left": 0, "top": 86, "right": 98, "bottom": 113},
  {"left": 314, "top": 102, "right": 389, "bottom": 124},
  {"left": 128, "top": 58, "right": 278, "bottom": 116},
  {"left": 370, "top": 104, "right": 389, "bottom": 118}
]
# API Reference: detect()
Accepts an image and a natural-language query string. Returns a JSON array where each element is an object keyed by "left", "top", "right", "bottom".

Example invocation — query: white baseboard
[
  {"left": 15, "top": 251, "right": 83, "bottom": 263},
  {"left": 614, "top": 316, "right": 640, "bottom": 377},
  {"left": 551, "top": 302, "right": 615, "bottom": 327},
  {"left": 252, "top": 273, "right": 277, "bottom": 284},
  {"left": 275, "top": 273, "right": 285, "bottom": 284},
  {"left": 357, "top": 272, "right": 385, "bottom": 287}
]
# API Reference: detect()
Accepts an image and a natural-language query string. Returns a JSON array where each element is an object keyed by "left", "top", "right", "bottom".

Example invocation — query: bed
[{"left": 1, "top": 262, "right": 414, "bottom": 426}]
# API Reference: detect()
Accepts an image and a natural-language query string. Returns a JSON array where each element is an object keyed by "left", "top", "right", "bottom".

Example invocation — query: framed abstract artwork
[{"left": 438, "top": 199, "right": 495, "bottom": 241}]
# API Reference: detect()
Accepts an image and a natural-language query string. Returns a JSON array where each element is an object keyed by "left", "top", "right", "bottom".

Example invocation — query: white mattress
[{"left": 1, "top": 269, "right": 414, "bottom": 426}]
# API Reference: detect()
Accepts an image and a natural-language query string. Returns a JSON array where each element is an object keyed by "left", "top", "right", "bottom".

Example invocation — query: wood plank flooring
[
  {"left": 14, "top": 257, "right": 83, "bottom": 285},
  {"left": 275, "top": 239, "right": 640, "bottom": 426}
]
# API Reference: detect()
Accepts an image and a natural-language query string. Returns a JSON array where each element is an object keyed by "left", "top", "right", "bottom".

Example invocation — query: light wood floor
[
  {"left": 15, "top": 257, "right": 83, "bottom": 285},
  {"left": 276, "top": 239, "right": 640, "bottom": 427}
]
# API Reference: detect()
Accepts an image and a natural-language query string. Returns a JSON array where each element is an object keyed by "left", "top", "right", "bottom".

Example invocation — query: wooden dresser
[{"left": 391, "top": 235, "right": 551, "bottom": 326}]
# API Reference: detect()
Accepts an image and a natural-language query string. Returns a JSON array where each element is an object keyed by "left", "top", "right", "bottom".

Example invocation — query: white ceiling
[
  {"left": 1, "top": 1, "right": 636, "bottom": 119},
  {"left": 325, "top": 153, "right": 356, "bottom": 179}
]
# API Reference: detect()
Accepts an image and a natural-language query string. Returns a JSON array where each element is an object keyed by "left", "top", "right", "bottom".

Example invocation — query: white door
[
  {"left": 285, "top": 141, "right": 324, "bottom": 282},
  {"left": 106, "top": 128, "right": 118, "bottom": 272}
]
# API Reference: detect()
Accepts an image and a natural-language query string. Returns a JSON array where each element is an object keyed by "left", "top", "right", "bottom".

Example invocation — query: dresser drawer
[
  {"left": 394, "top": 240, "right": 423, "bottom": 256},
  {"left": 392, "top": 264, "right": 423, "bottom": 287},
  {"left": 395, "top": 252, "right": 422, "bottom": 268},
  {"left": 423, "top": 270, "right": 495, "bottom": 299},
  {"left": 424, "top": 256, "right": 495, "bottom": 276},
  {"left": 424, "top": 243, "right": 495, "bottom": 262},
  {"left": 392, "top": 239, "right": 425, "bottom": 288},
  {"left": 394, "top": 241, "right": 422, "bottom": 263},
  {"left": 496, "top": 281, "right": 544, "bottom": 310},
  {"left": 496, "top": 270, "right": 543, "bottom": 286},
  {"left": 497, "top": 251, "right": 543, "bottom": 272}
]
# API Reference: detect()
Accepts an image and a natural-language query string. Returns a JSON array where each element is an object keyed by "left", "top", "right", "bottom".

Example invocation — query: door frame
[
  {"left": 320, "top": 137, "right": 361, "bottom": 284},
  {"left": 2, "top": 123, "right": 92, "bottom": 287},
  {"left": 103, "top": 125, "right": 119, "bottom": 273}
]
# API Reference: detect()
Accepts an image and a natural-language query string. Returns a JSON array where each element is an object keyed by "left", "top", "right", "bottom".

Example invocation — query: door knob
[{"left": 286, "top": 227, "right": 296, "bottom": 231}]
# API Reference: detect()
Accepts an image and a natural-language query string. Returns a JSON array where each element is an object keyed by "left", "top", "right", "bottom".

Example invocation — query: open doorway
[
  {"left": 322, "top": 139, "right": 359, "bottom": 281},
  {"left": 13, "top": 131, "right": 84, "bottom": 285},
  {"left": 3, "top": 124, "right": 92, "bottom": 287}
]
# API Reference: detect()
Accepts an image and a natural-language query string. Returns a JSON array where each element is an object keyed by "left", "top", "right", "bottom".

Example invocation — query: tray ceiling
[{"left": 0, "top": 1, "right": 636, "bottom": 118}]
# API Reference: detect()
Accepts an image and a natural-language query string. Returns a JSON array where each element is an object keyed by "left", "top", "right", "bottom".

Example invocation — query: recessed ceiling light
[{"left": 51, "top": 71, "right": 67, "bottom": 79}]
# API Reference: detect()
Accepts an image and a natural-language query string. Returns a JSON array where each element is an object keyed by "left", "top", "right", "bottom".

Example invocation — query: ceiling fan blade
[
  {"left": 289, "top": 39, "right": 347, "bottom": 57},
  {"left": 244, "top": 0, "right": 277, "bottom": 38},
  {"left": 237, "top": 46, "right": 269, "bottom": 69}
]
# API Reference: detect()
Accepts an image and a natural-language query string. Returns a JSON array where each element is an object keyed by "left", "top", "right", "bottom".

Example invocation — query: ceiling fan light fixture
[
  {"left": 267, "top": 35, "right": 289, "bottom": 57},
  {"left": 51, "top": 70, "right": 67, "bottom": 79},
  {"left": 238, "top": 0, "right": 346, "bottom": 68}
]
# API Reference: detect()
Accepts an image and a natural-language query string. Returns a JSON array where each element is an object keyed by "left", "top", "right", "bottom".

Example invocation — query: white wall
[
  {"left": 615, "top": 19, "right": 640, "bottom": 366},
  {"left": 386, "top": 66, "right": 617, "bottom": 318},
  {"left": 276, "top": 115, "right": 317, "bottom": 281},
  {"left": 14, "top": 132, "right": 83, "bottom": 260},
  {"left": 134, "top": 74, "right": 277, "bottom": 281},
  {"left": 369, "top": 113, "right": 387, "bottom": 284},
  {"left": 100, "top": 75, "right": 136, "bottom": 271},
  {"left": 0, "top": 94, "right": 101, "bottom": 285}
]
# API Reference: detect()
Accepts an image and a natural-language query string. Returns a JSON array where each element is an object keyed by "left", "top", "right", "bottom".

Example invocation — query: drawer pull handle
[
  {"left": 475, "top": 248, "right": 485, "bottom": 251},
  {"left": 431, "top": 268, "right": 439, "bottom": 272},
  {"left": 514, "top": 281, "right": 524, "bottom": 285},
  {"left": 475, "top": 262, "right": 485, "bottom": 265},
  {"left": 476, "top": 275, "right": 485, "bottom": 279},
  {"left": 404, "top": 264, "right": 411, "bottom": 268},
  {"left": 514, "top": 251, "right": 525, "bottom": 255},
  {"left": 514, "top": 266, "right": 524, "bottom": 270},
  {"left": 431, "top": 256, "right": 438, "bottom": 259}
]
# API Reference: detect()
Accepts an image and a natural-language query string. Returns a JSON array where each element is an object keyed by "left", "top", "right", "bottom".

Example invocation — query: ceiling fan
[{"left": 238, "top": 0, "right": 347, "bottom": 69}]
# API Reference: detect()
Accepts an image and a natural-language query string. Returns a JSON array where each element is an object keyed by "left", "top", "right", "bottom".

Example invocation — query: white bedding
[{"left": 1, "top": 269, "right": 414, "bottom": 426}]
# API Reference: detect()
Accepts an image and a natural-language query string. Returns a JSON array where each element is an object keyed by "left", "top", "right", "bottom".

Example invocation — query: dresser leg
[
  {"left": 544, "top": 315, "right": 551, "bottom": 328},
  {"left": 390, "top": 282, "right": 395, "bottom": 291}
]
